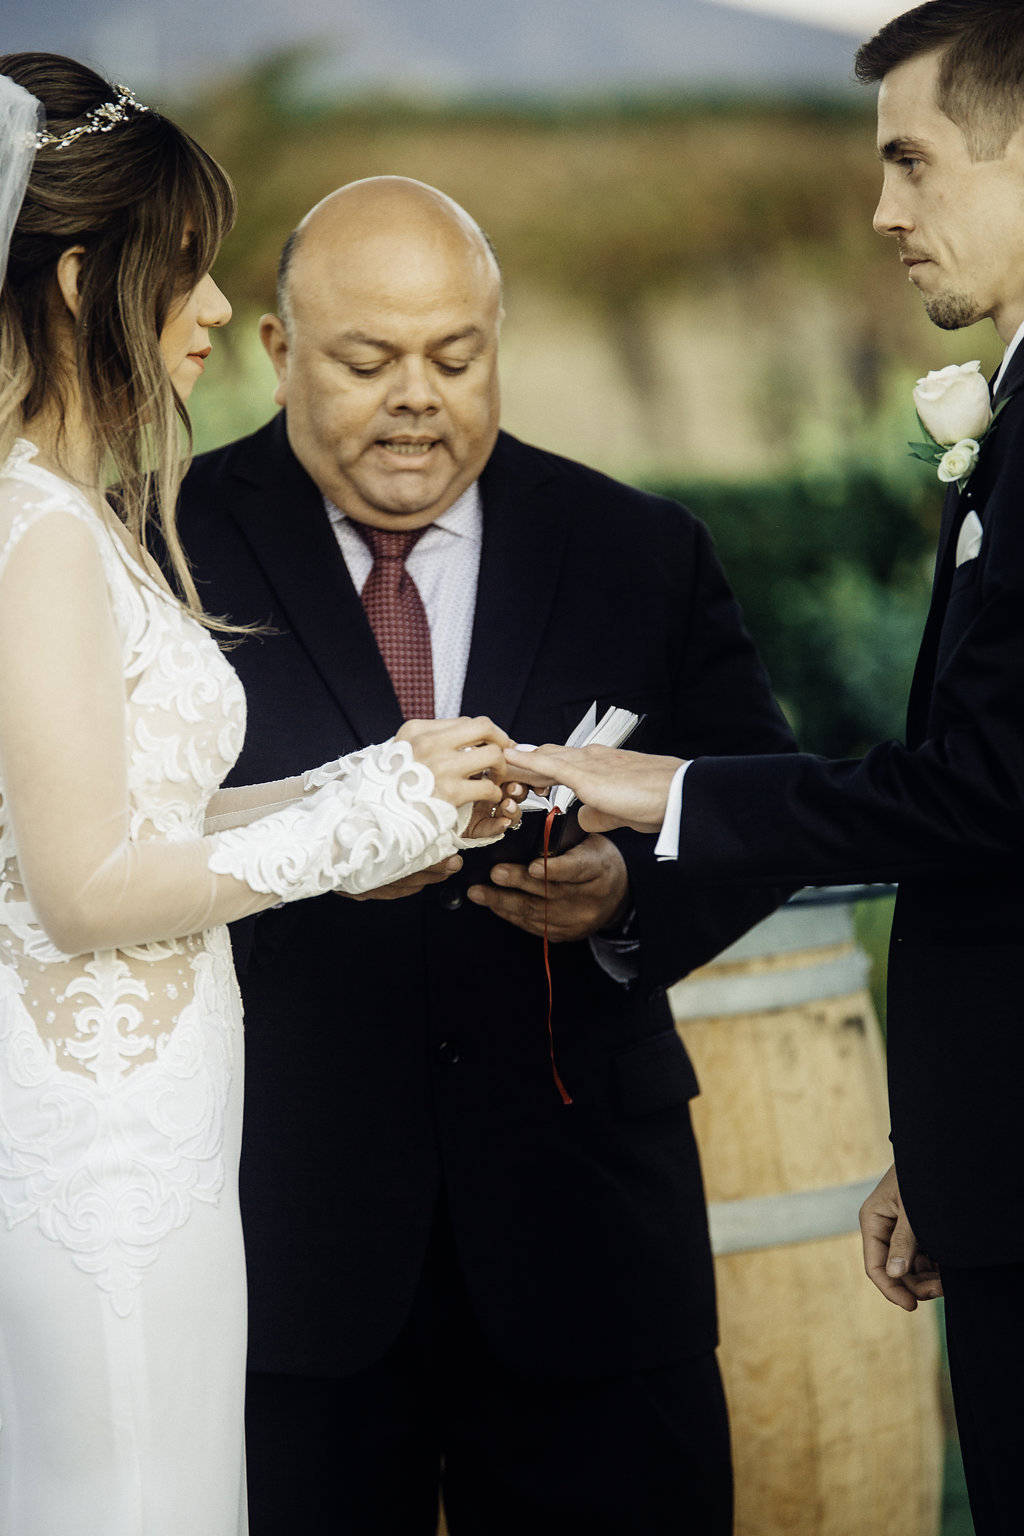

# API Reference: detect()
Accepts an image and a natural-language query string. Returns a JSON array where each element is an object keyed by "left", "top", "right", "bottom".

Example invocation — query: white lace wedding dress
[{"left": 0, "top": 440, "right": 487, "bottom": 1536}]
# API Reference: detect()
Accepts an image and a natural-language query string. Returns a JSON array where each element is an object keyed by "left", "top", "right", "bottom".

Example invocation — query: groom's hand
[
  {"left": 859, "top": 1163, "right": 943, "bottom": 1310},
  {"left": 504, "top": 743, "right": 682, "bottom": 836},
  {"left": 466, "top": 835, "right": 629, "bottom": 941}
]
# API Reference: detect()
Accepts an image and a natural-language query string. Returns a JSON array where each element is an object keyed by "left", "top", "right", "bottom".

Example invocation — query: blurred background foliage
[
  {"left": 650, "top": 470, "right": 937, "bottom": 755},
  {"left": 172, "top": 56, "right": 1001, "bottom": 760}
]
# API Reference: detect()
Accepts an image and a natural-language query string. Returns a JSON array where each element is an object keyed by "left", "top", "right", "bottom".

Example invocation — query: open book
[{"left": 513, "top": 703, "right": 642, "bottom": 860}]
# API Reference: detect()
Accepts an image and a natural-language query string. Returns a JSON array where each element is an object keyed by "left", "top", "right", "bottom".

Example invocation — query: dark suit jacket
[
  {"left": 678, "top": 351, "right": 1024, "bottom": 1268},
  {"left": 178, "top": 416, "right": 795, "bottom": 1378}
]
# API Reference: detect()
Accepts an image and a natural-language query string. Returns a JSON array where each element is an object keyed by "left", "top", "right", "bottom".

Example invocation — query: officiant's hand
[
  {"left": 467, "top": 834, "right": 629, "bottom": 941},
  {"left": 504, "top": 743, "right": 683, "bottom": 835},
  {"left": 349, "top": 855, "right": 465, "bottom": 902}
]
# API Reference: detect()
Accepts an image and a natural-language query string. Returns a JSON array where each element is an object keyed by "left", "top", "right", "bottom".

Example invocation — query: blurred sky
[
  {"left": 715, "top": 1, "right": 904, "bottom": 33},
  {"left": 0, "top": 0, "right": 907, "bottom": 98}
]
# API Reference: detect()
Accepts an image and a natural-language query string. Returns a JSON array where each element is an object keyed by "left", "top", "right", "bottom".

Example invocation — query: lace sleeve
[
  {"left": 207, "top": 738, "right": 476, "bottom": 900},
  {"left": 201, "top": 756, "right": 387, "bottom": 833},
  {"left": 0, "top": 499, "right": 492, "bottom": 956}
]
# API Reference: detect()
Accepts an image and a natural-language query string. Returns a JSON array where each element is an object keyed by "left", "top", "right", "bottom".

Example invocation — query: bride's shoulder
[
  {"left": 0, "top": 440, "right": 105, "bottom": 579},
  {"left": 0, "top": 438, "right": 99, "bottom": 520}
]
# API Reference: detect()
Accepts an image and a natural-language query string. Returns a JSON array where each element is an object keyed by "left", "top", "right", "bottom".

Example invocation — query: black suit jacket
[
  {"left": 178, "top": 417, "right": 795, "bottom": 1377},
  {"left": 678, "top": 350, "right": 1024, "bottom": 1268}
]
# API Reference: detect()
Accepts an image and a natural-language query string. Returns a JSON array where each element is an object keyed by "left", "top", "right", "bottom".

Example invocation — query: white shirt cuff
[{"left": 654, "top": 762, "right": 691, "bottom": 861}]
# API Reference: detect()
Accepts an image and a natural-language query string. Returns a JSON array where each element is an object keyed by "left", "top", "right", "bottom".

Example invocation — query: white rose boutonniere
[
  {"left": 936, "top": 438, "right": 980, "bottom": 484},
  {"left": 908, "top": 360, "right": 1009, "bottom": 489}
]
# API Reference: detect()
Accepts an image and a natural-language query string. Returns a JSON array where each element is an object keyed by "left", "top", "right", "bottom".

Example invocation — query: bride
[{"left": 0, "top": 52, "right": 517, "bottom": 1536}]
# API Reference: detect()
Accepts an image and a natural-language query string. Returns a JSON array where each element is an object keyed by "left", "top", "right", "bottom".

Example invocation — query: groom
[{"left": 508, "top": 5, "right": 1024, "bottom": 1531}]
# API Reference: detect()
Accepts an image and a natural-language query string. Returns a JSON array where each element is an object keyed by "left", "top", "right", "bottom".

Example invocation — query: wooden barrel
[{"left": 671, "top": 894, "right": 943, "bottom": 1536}]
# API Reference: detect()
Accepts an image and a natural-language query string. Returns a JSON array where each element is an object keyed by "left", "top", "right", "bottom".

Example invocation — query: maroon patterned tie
[{"left": 357, "top": 526, "right": 435, "bottom": 720}]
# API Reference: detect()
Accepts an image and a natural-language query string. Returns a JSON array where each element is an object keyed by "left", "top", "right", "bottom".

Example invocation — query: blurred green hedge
[{"left": 643, "top": 470, "right": 941, "bottom": 758}]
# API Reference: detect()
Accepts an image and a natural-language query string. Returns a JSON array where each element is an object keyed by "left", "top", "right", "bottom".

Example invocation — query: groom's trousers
[
  {"left": 940, "top": 1261, "right": 1024, "bottom": 1536},
  {"left": 244, "top": 1200, "right": 733, "bottom": 1535}
]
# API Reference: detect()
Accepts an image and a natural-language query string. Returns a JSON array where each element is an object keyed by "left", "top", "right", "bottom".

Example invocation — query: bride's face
[{"left": 160, "top": 270, "right": 231, "bottom": 401}]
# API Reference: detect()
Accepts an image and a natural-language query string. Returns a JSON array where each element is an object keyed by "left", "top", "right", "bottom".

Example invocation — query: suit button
[
  {"left": 437, "top": 1040, "right": 461, "bottom": 1065},
  {"left": 439, "top": 885, "right": 464, "bottom": 911}
]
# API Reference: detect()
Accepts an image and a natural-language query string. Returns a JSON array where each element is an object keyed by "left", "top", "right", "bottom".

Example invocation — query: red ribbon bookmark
[{"left": 542, "top": 806, "right": 573, "bottom": 1105}]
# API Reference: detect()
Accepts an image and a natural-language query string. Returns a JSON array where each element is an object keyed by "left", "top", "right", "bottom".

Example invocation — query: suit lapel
[
  {"left": 906, "top": 349, "right": 1023, "bottom": 742},
  {"left": 228, "top": 415, "right": 403, "bottom": 746},
  {"left": 992, "top": 338, "right": 1024, "bottom": 405},
  {"left": 460, "top": 434, "right": 572, "bottom": 730},
  {"left": 227, "top": 424, "right": 573, "bottom": 742},
  {"left": 906, "top": 481, "right": 963, "bottom": 741}
]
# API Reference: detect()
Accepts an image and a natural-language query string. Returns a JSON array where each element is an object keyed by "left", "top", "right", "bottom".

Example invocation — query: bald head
[
  {"left": 261, "top": 177, "right": 503, "bottom": 530},
  {"left": 278, "top": 177, "right": 501, "bottom": 333}
]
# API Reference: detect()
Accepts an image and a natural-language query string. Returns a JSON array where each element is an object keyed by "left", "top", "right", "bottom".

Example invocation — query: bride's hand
[
  {"left": 397, "top": 717, "right": 520, "bottom": 830},
  {"left": 462, "top": 780, "right": 525, "bottom": 840}
]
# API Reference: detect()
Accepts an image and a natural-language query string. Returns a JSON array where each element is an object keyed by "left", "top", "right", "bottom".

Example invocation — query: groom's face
[{"left": 872, "top": 48, "right": 1024, "bottom": 345}]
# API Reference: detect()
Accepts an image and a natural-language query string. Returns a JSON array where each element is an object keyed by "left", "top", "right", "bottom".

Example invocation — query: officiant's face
[
  {"left": 261, "top": 179, "right": 503, "bottom": 531},
  {"left": 873, "top": 49, "right": 1024, "bottom": 344}
]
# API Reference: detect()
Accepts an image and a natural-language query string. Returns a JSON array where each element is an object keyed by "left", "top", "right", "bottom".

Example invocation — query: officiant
[{"left": 175, "top": 174, "right": 795, "bottom": 1535}]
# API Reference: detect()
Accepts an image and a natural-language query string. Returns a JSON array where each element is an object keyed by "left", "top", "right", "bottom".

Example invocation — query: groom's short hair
[{"left": 856, "top": 0, "right": 1024, "bottom": 162}]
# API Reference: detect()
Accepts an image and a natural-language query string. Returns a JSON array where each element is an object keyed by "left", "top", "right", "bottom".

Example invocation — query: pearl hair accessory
[{"left": 35, "top": 84, "right": 149, "bottom": 151}]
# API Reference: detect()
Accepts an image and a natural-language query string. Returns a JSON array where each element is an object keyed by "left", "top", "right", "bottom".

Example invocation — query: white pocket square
[{"left": 955, "top": 510, "right": 983, "bottom": 567}]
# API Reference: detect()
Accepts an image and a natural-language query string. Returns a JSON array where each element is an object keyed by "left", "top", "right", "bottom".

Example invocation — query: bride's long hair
[{"left": 0, "top": 51, "right": 237, "bottom": 629}]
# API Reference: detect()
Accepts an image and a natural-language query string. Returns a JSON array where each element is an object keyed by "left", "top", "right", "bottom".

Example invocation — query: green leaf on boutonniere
[
  {"left": 907, "top": 414, "right": 943, "bottom": 464},
  {"left": 989, "top": 394, "right": 1013, "bottom": 427}
]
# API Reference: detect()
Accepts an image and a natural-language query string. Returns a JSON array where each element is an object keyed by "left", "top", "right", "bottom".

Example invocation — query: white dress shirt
[{"left": 992, "top": 318, "right": 1024, "bottom": 397}]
